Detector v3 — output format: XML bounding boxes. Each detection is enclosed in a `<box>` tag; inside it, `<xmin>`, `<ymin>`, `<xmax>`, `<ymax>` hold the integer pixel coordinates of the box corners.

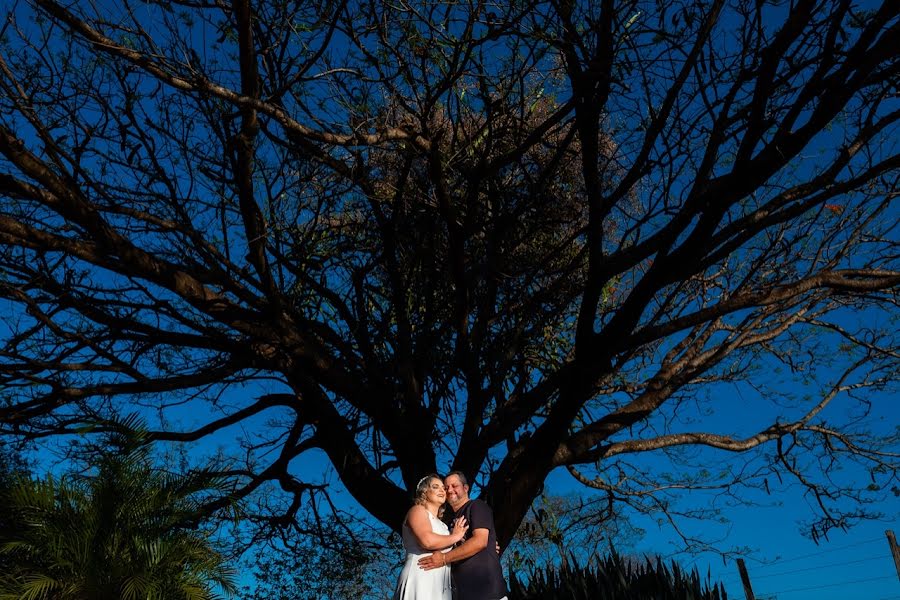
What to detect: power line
<box><xmin>757</xmin><ymin>574</ymin><xmax>897</xmax><ymax>596</ymax></box>
<box><xmin>750</xmin><ymin>536</ymin><xmax>884</xmax><ymax>567</ymax></box>
<box><xmin>720</xmin><ymin>536</ymin><xmax>888</xmax><ymax>587</ymax></box>
<box><xmin>723</xmin><ymin>554</ymin><xmax>885</xmax><ymax>580</ymax></box>
<box><xmin>717</xmin><ymin>536</ymin><xmax>886</xmax><ymax>585</ymax></box>
<box><xmin>721</xmin><ymin>533</ymin><xmax>897</xmax><ymax>600</ymax></box>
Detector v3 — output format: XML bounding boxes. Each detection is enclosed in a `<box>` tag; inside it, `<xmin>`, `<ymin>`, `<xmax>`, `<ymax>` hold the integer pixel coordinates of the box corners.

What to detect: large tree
<box><xmin>0</xmin><ymin>0</ymin><xmax>897</xmax><ymax>547</ymax></box>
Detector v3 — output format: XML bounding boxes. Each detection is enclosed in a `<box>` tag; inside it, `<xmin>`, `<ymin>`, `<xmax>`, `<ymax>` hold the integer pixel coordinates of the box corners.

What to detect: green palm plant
<box><xmin>0</xmin><ymin>435</ymin><xmax>238</xmax><ymax>600</ymax></box>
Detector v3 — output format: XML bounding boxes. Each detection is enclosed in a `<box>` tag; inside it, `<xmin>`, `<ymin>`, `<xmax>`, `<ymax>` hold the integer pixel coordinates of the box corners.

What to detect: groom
<box><xmin>418</xmin><ymin>471</ymin><xmax>508</xmax><ymax>600</ymax></box>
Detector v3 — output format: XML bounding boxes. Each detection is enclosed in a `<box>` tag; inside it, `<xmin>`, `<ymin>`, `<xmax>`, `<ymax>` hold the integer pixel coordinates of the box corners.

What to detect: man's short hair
<box><xmin>445</xmin><ymin>470</ymin><xmax>469</xmax><ymax>487</ymax></box>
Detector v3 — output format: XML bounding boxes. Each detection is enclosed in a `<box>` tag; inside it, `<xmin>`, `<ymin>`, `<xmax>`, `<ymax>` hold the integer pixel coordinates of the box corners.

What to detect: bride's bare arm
<box><xmin>406</xmin><ymin>506</ymin><xmax>468</xmax><ymax>550</ymax></box>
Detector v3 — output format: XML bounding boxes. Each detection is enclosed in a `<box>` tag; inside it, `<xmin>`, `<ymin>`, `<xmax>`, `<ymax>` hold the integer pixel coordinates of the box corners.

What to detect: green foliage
<box><xmin>506</xmin><ymin>493</ymin><xmax>644</xmax><ymax>574</ymax></box>
<box><xmin>509</xmin><ymin>550</ymin><xmax>727</xmax><ymax>600</ymax></box>
<box><xmin>0</xmin><ymin>439</ymin><xmax>32</xmax><ymax>577</ymax></box>
<box><xmin>0</xmin><ymin>439</ymin><xmax>237</xmax><ymax>600</ymax></box>
<box><xmin>0</xmin><ymin>442</ymin><xmax>29</xmax><ymax>486</ymax></box>
<box><xmin>240</xmin><ymin>518</ymin><xmax>400</xmax><ymax>600</ymax></box>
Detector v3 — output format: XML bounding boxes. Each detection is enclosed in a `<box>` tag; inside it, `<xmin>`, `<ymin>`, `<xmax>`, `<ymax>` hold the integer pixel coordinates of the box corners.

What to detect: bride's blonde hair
<box><xmin>413</xmin><ymin>473</ymin><xmax>446</xmax><ymax>518</ymax></box>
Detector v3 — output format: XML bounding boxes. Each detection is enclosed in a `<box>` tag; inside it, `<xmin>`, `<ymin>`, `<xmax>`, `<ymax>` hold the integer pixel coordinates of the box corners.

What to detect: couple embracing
<box><xmin>392</xmin><ymin>471</ymin><xmax>508</xmax><ymax>600</ymax></box>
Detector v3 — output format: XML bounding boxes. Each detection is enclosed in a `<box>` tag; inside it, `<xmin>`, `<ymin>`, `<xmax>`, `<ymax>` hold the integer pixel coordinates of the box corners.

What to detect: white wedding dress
<box><xmin>392</xmin><ymin>511</ymin><xmax>452</xmax><ymax>600</ymax></box>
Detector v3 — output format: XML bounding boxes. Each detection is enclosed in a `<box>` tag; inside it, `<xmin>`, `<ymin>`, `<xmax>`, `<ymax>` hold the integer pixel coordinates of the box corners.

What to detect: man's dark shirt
<box><xmin>444</xmin><ymin>499</ymin><xmax>508</xmax><ymax>600</ymax></box>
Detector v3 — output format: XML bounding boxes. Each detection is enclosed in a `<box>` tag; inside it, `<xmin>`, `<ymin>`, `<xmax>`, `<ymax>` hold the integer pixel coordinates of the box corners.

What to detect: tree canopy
<box><xmin>0</xmin><ymin>0</ymin><xmax>897</xmax><ymax>547</ymax></box>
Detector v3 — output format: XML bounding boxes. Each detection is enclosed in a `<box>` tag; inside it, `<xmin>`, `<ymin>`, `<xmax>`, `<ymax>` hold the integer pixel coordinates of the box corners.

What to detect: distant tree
<box><xmin>506</xmin><ymin>493</ymin><xmax>645</xmax><ymax>573</ymax></box>
<box><xmin>0</xmin><ymin>437</ymin><xmax>237</xmax><ymax>600</ymax></box>
<box><xmin>0</xmin><ymin>0</ymin><xmax>897</xmax><ymax>548</ymax></box>
<box><xmin>0</xmin><ymin>441</ymin><xmax>29</xmax><ymax>483</ymax></box>
<box><xmin>240</xmin><ymin>517</ymin><xmax>399</xmax><ymax>600</ymax></box>
<box><xmin>0</xmin><ymin>438</ymin><xmax>31</xmax><ymax>578</ymax></box>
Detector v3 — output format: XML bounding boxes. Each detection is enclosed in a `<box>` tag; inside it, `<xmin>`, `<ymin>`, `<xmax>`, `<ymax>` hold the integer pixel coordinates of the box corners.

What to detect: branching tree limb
<box><xmin>0</xmin><ymin>0</ymin><xmax>896</xmax><ymax>547</ymax></box>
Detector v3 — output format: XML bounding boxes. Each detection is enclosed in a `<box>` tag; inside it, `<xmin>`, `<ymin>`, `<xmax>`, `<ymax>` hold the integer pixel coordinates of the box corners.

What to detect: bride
<box><xmin>393</xmin><ymin>474</ymin><xmax>468</xmax><ymax>600</ymax></box>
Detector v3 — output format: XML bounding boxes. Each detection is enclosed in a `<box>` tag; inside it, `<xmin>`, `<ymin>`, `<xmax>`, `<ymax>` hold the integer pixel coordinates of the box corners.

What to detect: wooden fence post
<box><xmin>887</xmin><ymin>530</ymin><xmax>900</xmax><ymax>583</ymax></box>
<box><xmin>736</xmin><ymin>558</ymin><xmax>755</xmax><ymax>600</ymax></box>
